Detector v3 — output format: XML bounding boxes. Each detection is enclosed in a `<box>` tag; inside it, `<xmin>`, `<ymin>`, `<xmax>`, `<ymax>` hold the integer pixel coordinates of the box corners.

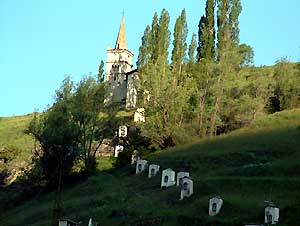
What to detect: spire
<box><xmin>115</xmin><ymin>16</ymin><xmax>127</xmax><ymax>49</ymax></box>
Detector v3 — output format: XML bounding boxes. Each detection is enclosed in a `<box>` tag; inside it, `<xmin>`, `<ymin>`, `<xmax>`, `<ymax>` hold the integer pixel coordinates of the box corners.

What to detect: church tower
<box><xmin>106</xmin><ymin>16</ymin><xmax>136</xmax><ymax>107</ymax></box>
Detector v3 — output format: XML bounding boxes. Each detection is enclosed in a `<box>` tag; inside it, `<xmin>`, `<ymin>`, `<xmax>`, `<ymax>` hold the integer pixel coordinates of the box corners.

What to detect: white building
<box><xmin>180</xmin><ymin>176</ymin><xmax>193</xmax><ymax>200</ymax></box>
<box><xmin>134</xmin><ymin>108</ymin><xmax>145</xmax><ymax>123</ymax></box>
<box><xmin>161</xmin><ymin>168</ymin><xmax>176</xmax><ymax>188</ymax></box>
<box><xmin>118</xmin><ymin>125</ymin><xmax>127</xmax><ymax>138</ymax></box>
<box><xmin>105</xmin><ymin>16</ymin><xmax>137</xmax><ymax>109</ymax></box>
<box><xmin>209</xmin><ymin>196</ymin><xmax>223</xmax><ymax>216</ymax></box>
<box><xmin>114</xmin><ymin>145</ymin><xmax>124</xmax><ymax>157</ymax></box>
<box><xmin>177</xmin><ymin>172</ymin><xmax>190</xmax><ymax>186</ymax></box>
<box><xmin>136</xmin><ymin>159</ymin><xmax>148</xmax><ymax>174</ymax></box>
<box><xmin>148</xmin><ymin>164</ymin><xmax>160</xmax><ymax>178</ymax></box>
<box><xmin>265</xmin><ymin>203</ymin><xmax>279</xmax><ymax>225</ymax></box>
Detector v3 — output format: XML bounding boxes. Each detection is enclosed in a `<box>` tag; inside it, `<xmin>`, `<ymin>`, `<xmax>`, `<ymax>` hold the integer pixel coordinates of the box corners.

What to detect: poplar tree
<box><xmin>150</xmin><ymin>12</ymin><xmax>159</xmax><ymax>62</ymax></box>
<box><xmin>198</xmin><ymin>0</ymin><xmax>216</xmax><ymax>61</ymax></box>
<box><xmin>137</xmin><ymin>25</ymin><xmax>151</xmax><ymax>69</ymax></box>
<box><xmin>229</xmin><ymin>0</ymin><xmax>242</xmax><ymax>47</ymax></box>
<box><xmin>217</xmin><ymin>0</ymin><xmax>242</xmax><ymax>59</ymax></box>
<box><xmin>172</xmin><ymin>9</ymin><xmax>188</xmax><ymax>82</ymax></box>
<box><xmin>217</xmin><ymin>0</ymin><xmax>230</xmax><ymax>59</ymax></box>
<box><xmin>156</xmin><ymin>9</ymin><xmax>170</xmax><ymax>66</ymax></box>
<box><xmin>188</xmin><ymin>33</ymin><xmax>197</xmax><ymax>64</ymax></box>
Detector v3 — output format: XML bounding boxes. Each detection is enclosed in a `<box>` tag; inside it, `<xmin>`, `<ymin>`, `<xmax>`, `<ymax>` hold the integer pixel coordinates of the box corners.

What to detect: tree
<box><xmin>156</xmin><ymin>9</ymin><xmax>171</xmax><ymax>80</ymax></box>
<box><xmin>172</xmin><ymin>9</ymin><xmax>188</xmax><ymax>83</ymax></box>
<box><xmin>97</xmin><ymin>60</ymin><xmax>105</xmax><ymax>82</ymax></box>
<box><xmin>198</xmin><ymin>0</ymin><xmax>216</xmax><ymax>61</ymax></box>
<box><xmin>217</xmin><ymin>0</ymin><xmax>242</xmax><ymax>60</ymax></box>
<box><xmin>137</xmin><ymin>25</ymin><xmax>152</xmax><ymax>69</ymax></box>
<box><xmin>71</xmin><ymin>76</ymin><xmax>106</xmax><ymax>173</ymax></box>
<box><xmin>238</xmin><ymin>44</ymin><xmax>254</xmax><ymax>67</ymax></box>
<box><xmin>188</xmin><ymin>33</ymin><xmax>197</xmax><ymax>65</ymax></box>
<box><xmin>26</xmin><ymin>77</ymin><xmax>80</xmax><ymax>185</ymax></box>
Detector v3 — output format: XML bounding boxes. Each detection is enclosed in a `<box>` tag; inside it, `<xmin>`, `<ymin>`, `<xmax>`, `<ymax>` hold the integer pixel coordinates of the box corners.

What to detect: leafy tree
<box><xmin>71</xmin><ymin>76</ymin><xmax>106</xmax><ymax>173</ymax></box>
<box><xmin>273</xmin><ymin>58</ymin><xmax>300</xmax><ymax>110</ymax></box>
<box><xmin>198</xmin><ymin>0</ymin><xmax>216</xmax><ymax>61</ymax></box>
<box><xmin>188</xmin><ymin>33</ymin><xmax>197</xmax><ymax>65</ymax></box>
<box><xmin>26</xmin><ymin>77</ymin><xmax>80</xmax><ymax>185</ymax></box>
<box><xmin>137</xmin><ymin>25</ymin><xmax>151</xmax><ymax>69</ymax></box>
<box><xmin>238</xmin><ymin>44</ymin><xmax>254</xmax><ymax>67</ymax></box>
<box><xmin>172</xmin><ymin>9</ymin><xmax>188</xmax><ymax>83</ymax></box>
<box><xmin>97</xmin><ymin>60</ymin><xmax>105</xmax><ymax>82</ymax></box>
<box><xmin>217</xmin><ymin>0</ymin><xmax>242</xmax><ymax>60</ymax></box>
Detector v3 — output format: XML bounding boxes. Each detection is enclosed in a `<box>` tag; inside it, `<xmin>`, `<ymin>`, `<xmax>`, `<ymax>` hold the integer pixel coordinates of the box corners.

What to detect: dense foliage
<box><xmin>25</xmin><ymin>74</ymin><xmax>108</xmax><ymax>186</ymax></box>
<box><xmin>137</xmin><ymin>1</ymin><xmax>300</xmax><ymax>148</ymax></box>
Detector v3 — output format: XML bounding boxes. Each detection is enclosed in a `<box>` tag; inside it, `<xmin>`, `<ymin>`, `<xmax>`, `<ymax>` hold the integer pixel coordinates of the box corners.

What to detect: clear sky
<box><xmin>1</xmin><ymin>0</ymin><xmax>300</xmax><ymax>117</ymax></box>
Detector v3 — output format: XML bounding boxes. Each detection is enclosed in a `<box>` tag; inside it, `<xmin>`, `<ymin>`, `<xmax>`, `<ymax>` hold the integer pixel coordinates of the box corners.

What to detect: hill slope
<box><xmin>1</xmin><ymin>109</ymin><xmax>300</xmax><ymax>226</ymax></box>
<box><xmin>0</xmin><ymin>114</ymin><xmax>34</xmax><ymax>168</ymax></box>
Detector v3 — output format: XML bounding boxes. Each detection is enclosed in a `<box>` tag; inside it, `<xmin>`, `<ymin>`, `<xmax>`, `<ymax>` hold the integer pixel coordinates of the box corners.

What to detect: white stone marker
<box><xmin>59</xmin><ymin>220</ymin><xmax>79</xmax><ymax>226</ymax></box>
<box><xmin>134</xmin><ymin>108</ymin><xmax>145</xmax><ymax>122</ymax></box>
<box><xmin>131</xmin><ymin>150</ymin><xmax>140</xmax><ymax>164</ymax></box>
<box><xmin>118</xmin><ymin>125</ymin><xmax>127</xmax><ymax>137</ymax></box>
<box><xmin>136</xmin><ymin>159</ymin><xmax>148</xmax><ymax>174</ymax></box>
<box><xmin>180</xmin><ymin>176</ymin><xmax>193</xmax><ymax>200</ymax></box>
<box><xmin>161</xmin><ymin>168</ymin><xmax>176</xmax><ymax>188</ymax></box>
<box><xmin>265</xmin><ymin>203</ymin><xmax>279</xmax><ymax>225</ymax></box>
<box><xmin>177</xmin><ymin>172</ymin><xmax>190</xmax><ymax>186</ymax></box>
<box><xmin>209</xmin><ymin>196</ymin><xmax>223</xmax><ymax>216</ymax></box>
<box><xmin>88</xmin><ymin>218</ymin><xmax>93</xmax><ymax>226</ymax></box>
<box><xmin>114</xmin><ymin>145</ymin><xmax>124</xmax><ymax>157</ymax></box>
<box><xmin>148</xmin><ymin>164</ymin><xmax>160</xmax><ymax>178</ymax></box>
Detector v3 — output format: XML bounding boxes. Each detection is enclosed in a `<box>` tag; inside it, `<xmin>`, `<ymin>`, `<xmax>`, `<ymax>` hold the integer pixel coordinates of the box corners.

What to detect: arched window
<box><xmin>164</xmin><ymin>175</ymin><xmax>169</xmax><ymax>183</ymax></box>
<box><xmin>183</xmin><ymin>182</ymin><xmax>188</xmax><ymax>190</ymax></box>
<box><xmin>151</xmin><ymin>168</ymin><xmax>155</xmax><ymax>176</ymax></box>
<box><xmin>267</xmin><ymin>213</ymin><xmax>273</xmax><ymax>224</ymax></box>
<box><xmin>138</xmin><ymin>164</ymin><xmax>142</xmax><ymax>172</ymax></box>
<box><xmin>212</xmin><ymin>203</ymin><xmax>217</xmax><ymax>212</ymax></box>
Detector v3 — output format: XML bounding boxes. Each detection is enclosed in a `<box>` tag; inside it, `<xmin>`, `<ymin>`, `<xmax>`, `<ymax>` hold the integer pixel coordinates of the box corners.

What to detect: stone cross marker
<box><xmin>136</xmin><ymin>159</ymin><xmax>148</xmax><ymax>174</ymax></box>
<box><xmin>180</xmin><ymin>176</ymin><xmax>193</xmax><ymax>200</ymax></box>
<box><xmin>134</xmin><ymin>108</ymin><xmax>145</xmax><ymax>122</ymax></box>
<box><xmin>177</xmin><ymin>172</ymin><xmax>190</xmax><ymax>186</ymax></box>
<box><xmin>118</xmin><ymin>125</ymin><xmax>127</xmax><ymax>137</ymax></box>
<box><xmin>148</xmin><ymin>164</ymin><xmax>160</xmax><ymax>178</ymax></box>
<box><xmin>114</xmin><ymin>145</ymin><xmax>124</xmax><ymax>157</ymax></box>
<box><xmin>131</xmin><ymin>150</ymin><xmax>140</xmax><ymax>164</ymax></box>
<box><xmin>264</xmin><ymin>202</ymin><xmax>279</xmax><ymax>225</ymax></box>
<box><xmin>209</xmin><ymin>197</ymin><xmax>223</xmax><ymax>216</ymax></box>
<box><xmin>161</xmin><ymin>168</ymin><xmax>176</xmax><ymax>188</ymax></box>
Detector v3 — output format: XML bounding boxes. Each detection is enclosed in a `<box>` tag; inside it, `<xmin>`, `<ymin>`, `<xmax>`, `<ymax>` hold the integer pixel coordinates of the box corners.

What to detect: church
<box><xmin>105</xmin><ymin>16</ymin><xmax>138</xmax><ymax>109</ymax></box>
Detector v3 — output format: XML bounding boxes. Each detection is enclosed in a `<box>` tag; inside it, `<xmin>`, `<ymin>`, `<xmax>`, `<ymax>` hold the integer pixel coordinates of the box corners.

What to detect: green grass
<box><xmin>1</xmin><ymin>109</ymin><xmax>300</xmax><ymax>226</ymax></box>
<box><xmin>0</xmin><ymin>114</ymin><xmax>35</xmax><ymax>165</ymax></box>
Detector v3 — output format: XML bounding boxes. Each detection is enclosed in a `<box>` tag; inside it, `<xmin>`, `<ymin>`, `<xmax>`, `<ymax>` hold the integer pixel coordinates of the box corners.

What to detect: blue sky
<box><xmin>1</xmin><ymin>0</ymin><xmax>300</xmax><ymax>117</ymax></box>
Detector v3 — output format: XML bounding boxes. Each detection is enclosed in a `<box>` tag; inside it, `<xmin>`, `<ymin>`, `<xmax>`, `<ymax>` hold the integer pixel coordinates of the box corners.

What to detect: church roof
<box><xmin>115</xmin><ymin>16</ymin><xmax>127</xmax><ymax>49</ymax></box>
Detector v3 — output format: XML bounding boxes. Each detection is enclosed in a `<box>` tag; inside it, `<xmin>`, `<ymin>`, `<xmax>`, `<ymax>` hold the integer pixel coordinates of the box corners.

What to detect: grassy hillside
<box><xmin>1</xmin><ymin>109</ymin><xmax>300</xmax><ymax>226</ymax></box>
<box><xmin>0</xmin><ymin>114</ymin><xmax>35</xmax><ymax>166</ymax></box>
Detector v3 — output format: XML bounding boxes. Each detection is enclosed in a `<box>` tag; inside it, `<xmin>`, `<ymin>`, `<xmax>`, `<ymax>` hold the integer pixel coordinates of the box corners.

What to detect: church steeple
<box><xmin>115</xmin><ymin>16</ymin><xmax>127</xmax><ymax>49</ymax></box>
